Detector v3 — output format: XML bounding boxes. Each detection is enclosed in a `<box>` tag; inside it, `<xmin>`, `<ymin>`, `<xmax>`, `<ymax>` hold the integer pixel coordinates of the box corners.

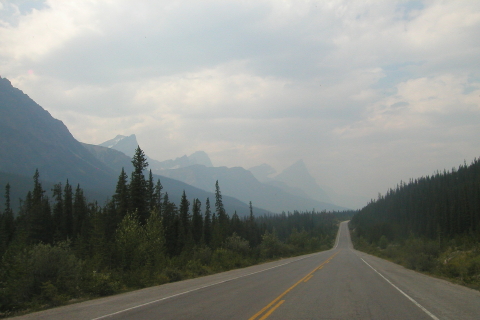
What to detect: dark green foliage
<box><xmin>0</xmin><ymin>165</ymin><xmax>340</xmax><ymax>316</ymax></box>
<box><xmin>113</xmin><ymin>168</ymin><xmax>129</xmax><ymax>224</ymax></box>
<box><xmin>350</xmin><ymin>158</ymin><xmax>480</xmax><ymax>288</ymax></box>
<box><xmin>129</xmin><ymin>146</ymin><xmax>149</xmax><ymax>223</ymax></box>
<box><xmin>203</xmin><ymin>198</ymin><xmax>212</xmax><ymax>246</ymax></box>
<box><xmin>191</xmin><ymin>199</ymin><xmax>203</xmax><ymax>244</ymax></box>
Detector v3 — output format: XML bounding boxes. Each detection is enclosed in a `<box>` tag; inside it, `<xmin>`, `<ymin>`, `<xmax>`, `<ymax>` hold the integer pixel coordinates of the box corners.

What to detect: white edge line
<box><xmin>333</xmin><ymin>220</ymin><xmax>345</xmax><ymax>249</ymax></box>
<box><xmin>360</xmin><ymin>257</ymin><xmax>439</xmax><ymax>320</ymax></box>
<box><xmin>91</xmin><ymin>251</ymin><xmax>326</xmax><ymax>320</ymax></box>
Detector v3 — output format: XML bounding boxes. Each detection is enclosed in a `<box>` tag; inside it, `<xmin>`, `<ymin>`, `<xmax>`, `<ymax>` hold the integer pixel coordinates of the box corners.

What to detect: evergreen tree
<box><xmin>52</xmin><ymin>183</ymin><xmax>64</xmax><ymax>241</ymax></box>
<box><xmin>27</xmin><ymin>170</ymin><xmax>52</xmax><ymax>244</ymax></box>
<box><xmin>63</xmin><ymin>180</ymin><xmax>73</xmax><ymax>239</ymax></box>
<box><xmin>130</xmin><ymin>146</ymin><xmax>149</xmax><ymax>223</ymax></box>
<box><xmin>73</xmin><ymin>184</ymin><xmax>88</xmax><ymax>239</ymax></box>
<box><xmin>191</xmin><ymin>198</ymin><xmax>203</xmax><ymax>244</ymax></box>
<box><xmin>114</xmin><ymin>168</ymin><xmax>130</xmax><ymax>223</ymax></box>
<box><xmin>146</xmin><ymin>170</ymin><xmax>155</xmax><ymax>212</ymax></box>
<box><xmin>178</xmin><ymin>190</ymin><xmax>191</xmax><ymax>252</ymax></box>
<box><xmin>162</xmin><ymin>192</ymin><xmax>177</xmax><ymax>257</ymax></box>
<box><xmin>214</xmin><ymin>180</ymin><xmax>229</xmax><ymax>243</ymax></box>
<box><xmin>203</xmin><ymin>197</ymin><xmax>212</xmax><ymax>246</ymax></box>
<box><xmin>3</xmin><ymin>183</ymin><xmax>14</xmax><ymax>244</ymax></box>
<box><xmin>154</xmin><ymin>179</ymin><xmax>163</xmax><ymax>212</ymax></box>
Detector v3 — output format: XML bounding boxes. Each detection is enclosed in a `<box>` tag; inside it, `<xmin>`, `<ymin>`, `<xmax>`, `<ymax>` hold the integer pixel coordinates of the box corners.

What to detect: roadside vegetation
<box><xmin>350</xmin><ymin>158</ymin><xmax>480</xmax><ymax>290</ymax></box>
<box><xmin>0</xmin><ymin>147</ymin><xmax>351</xmax><ymax>317</ymax></box>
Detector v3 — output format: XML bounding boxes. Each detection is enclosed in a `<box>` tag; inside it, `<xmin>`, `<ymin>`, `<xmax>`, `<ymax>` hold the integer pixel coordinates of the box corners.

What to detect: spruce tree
<box><xmin>114</xmin><ymin>168</ymin><xmax>130</xmax><ymax>223</ymax></box>
<box><xmin>4</xmin><ymin>183</ymin><xmax>14</xmax><ymax>243</ymax></box>
<box><xmin>52</xmin><ymin>183</ymin><xmax>64</xmax><ymax>241</ymax></box>
<box><xmin>28</xmin><ymin>170</ymin><xmax>52</xmax><ymax>244</ymax></box>
<box><xmin>203</xmin><ymin>197</ymin><xmax>212</xmax><ymax>246</ymax></box>
<box><xmin>130</xmin><ymin>146</ymin><xmax>149</xmax><ymax>223</ymax></box>
<box><xmin>154</xmin><ymin>179</ymin><xmax>163</xmax><ymax>213</ymax></box>
<box><xmin>191</xmin><ymin>198</ymin><xmax>203</xmax><ymax>244</ymax></box>
<box><xmin>214</xmin><ymin>180</ymin><xmax>229</xmax><ymax>243</ymax></box>
<box><xmin>73</xmin><ymin>184</ymin><xmax>88</xmax><ymax>239</ymax></box>
<box><xmin>146</xmin><ymin>170</ymin><xmax>155</xmax><ymax>212</ymax></box>
<box><xmin>64</xmin><ymin>180</ymin><xmax>73</xmax><ymax>239</ymax></box>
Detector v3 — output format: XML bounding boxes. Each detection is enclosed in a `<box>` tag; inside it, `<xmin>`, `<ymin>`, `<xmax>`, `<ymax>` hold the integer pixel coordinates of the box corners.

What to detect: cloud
<box><xmin>1</xmin><ymin>1</ymin><xmax>480</xmax><ymax>209</ymax></box>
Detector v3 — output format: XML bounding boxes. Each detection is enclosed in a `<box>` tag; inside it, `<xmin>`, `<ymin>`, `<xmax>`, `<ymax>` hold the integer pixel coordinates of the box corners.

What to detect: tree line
<box><xmin>350</xmin><ymin>158</ymin><xmax>480</xmax><ymax>288</ymax></box>
<box><xmin>0</xmin><ymin>146</ymin><xmax>341</xmax><ymax>315</ymax></box>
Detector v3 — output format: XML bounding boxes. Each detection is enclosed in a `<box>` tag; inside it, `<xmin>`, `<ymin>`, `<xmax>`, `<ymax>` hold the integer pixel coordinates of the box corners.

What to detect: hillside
<box><xmin>350</xmin><ymin>158</ymin><xmax>480</xmax><ymax>287</ymax></box>
<box><xmin>0</xmin><ymin>77</ymin><xmax>117</xmax><ymax>194</ymax></box>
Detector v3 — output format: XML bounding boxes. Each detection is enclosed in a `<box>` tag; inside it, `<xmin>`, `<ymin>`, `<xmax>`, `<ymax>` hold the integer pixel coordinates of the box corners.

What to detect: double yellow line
<box><xmin>248</xmin><ymin>251</ymin><xmax>339</xmax><ymax>320</ymax></box>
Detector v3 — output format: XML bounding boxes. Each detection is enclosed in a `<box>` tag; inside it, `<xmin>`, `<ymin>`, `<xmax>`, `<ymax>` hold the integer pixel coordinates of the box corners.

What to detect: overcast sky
<box><xmin>1</xmin><ymin>0</ymin><xmax>479</xmax><ymax>209</ymax></box>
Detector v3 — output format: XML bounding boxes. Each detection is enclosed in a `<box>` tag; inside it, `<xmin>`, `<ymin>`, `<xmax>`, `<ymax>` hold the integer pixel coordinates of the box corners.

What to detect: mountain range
<box><xmin>0</xmin><ymin>76</ymin><xmax>345</xmax><ymax>214</ymax></box>
<box><xmin>0</xmin><ymin>77</ymin><xmax>266</xmax><ymax>215</ymax></box>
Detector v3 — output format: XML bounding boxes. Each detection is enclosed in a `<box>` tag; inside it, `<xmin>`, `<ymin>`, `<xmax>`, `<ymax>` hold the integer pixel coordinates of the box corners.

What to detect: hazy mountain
<box><xmin>99</xmin><ymin>134</ymin><xmax>139</xmax><ymax>157</ymax></box>
<box><xmin>0</xmin><ymin>77</ymin><xmax>262</xmax><ymax>216</ymax></box>
<box><xmin>248</xmin><ymin>163</ymin><xmax>276</xmax><ymax>182</ymax></box>
<box><xmin>158</xmin><ymin>165</ymin><xmax>345</xmax><ymax>213</ymax></box>
<box><xmin>274</xmin><ymin>159</ymin><xmax>332</xmax><ymax>204</ymax></box>
<box><xmin>158</xmin><ymin>151</ymin><xmax>213</xmax><ymax>170</ymax></box>
<box><xmin>99</xmin><ymin>134</ymin><xmax>213</xmax><ymax>171</ymax></box>
<box><xmin>81</xmin><ymin>143</ymin><xmax>265</xmax><ymax>216</ymax></box>
<box><xmin>0</xmin><ymin>76</ymin><xmax>117</xmax><ymax>194</ymax></box>
<box><xmin>81</xmin><ymin>143</ymin><xmax>134</xmax><ymax>173</ymax></box>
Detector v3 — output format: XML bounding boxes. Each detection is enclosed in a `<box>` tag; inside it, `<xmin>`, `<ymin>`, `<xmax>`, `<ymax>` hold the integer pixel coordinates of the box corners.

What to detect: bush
<box><xmin>0</xmin><ymin>242</ymin><xmax>83</xmax><ymax>311</ymax></box>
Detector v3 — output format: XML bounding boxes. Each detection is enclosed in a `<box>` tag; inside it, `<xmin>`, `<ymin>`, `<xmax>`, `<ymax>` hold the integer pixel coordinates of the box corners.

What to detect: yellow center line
<box><xmin>258</xmin><ymin>300</ymin><xmax>285</xmax><ymax>320</ymax></box>
<box><xmin>303</xmin><ymin>275</ymin><xmax>313</xmax><ymax>283</ymax></box>
<box><xmin>248</xmin><ymin>251</ymin><xmax>339</xmax><ymax>320</ymax></box>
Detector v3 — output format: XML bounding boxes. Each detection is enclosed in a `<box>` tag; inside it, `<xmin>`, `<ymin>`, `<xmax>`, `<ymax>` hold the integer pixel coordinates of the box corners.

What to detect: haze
<box><xmin>1</xmin><ymin>0</ymin><xmax>479</xmax><ymax>209</ymax></box>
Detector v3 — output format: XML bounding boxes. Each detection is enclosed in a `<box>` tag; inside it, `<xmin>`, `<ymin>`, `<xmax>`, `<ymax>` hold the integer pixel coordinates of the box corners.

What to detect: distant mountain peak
<box><xmin>99</xmin><ymin>134</ymin><xmax>138</xmax><ymax>157</ymax></box>
<box><xmin>274</xmin><ymin>160</ymin><xmax>332</xmax><ymax>204</ymax></box>
<box><xmin>248</xmin><ymin>163</ymin><xmax>276</xmax><ymax>182</ymax></box>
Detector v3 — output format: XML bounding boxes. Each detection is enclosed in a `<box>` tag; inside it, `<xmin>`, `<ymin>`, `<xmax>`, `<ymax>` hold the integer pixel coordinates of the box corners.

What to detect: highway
<box><xmin>11</xmin><ymin>221</ymin><xmax>480</xmax><ymax>319</ymax></box>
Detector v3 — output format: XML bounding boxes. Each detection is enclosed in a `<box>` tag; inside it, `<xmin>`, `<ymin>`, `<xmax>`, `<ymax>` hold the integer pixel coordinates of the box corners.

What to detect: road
<box><xmin>11</xmin><ymin>221</ymin><xmax>480</xmax><ymax>319</ymax></box>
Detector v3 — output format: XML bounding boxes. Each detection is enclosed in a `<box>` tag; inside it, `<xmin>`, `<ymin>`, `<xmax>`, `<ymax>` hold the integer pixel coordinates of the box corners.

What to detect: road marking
<box><xmin>90</xmin><ymin>250</ymin><xmax>336</xmax><ymax>320</ymax></box>
<box><xmin>303</xmin><ymin>275</ymin><xmax>313</xmax><ymax>283</ymax></box>
<box><xmin>360</xmin><ymin>258</ymin><xmax>439</xmax><ymax>320</ymax></box>
<box><xmin>259</xmin><ymin>300</ymin><xmax>285</xmax><ymax>320</ymax></box>
<box><xmin>249</xmin><ymin>251</ymin><xmax>339</xmax><ymax>320</ymax></box>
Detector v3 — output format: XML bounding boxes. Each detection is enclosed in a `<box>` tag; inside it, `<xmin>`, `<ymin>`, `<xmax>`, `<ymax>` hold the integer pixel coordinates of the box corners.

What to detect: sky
<box><xmin>1</xmin><ymin>0</ymin><xmax>479</xmax><ymax>209</ymax></box>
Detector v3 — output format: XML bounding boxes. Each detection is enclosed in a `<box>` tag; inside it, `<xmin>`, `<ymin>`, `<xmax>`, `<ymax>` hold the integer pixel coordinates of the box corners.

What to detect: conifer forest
<box><xmin>350</xmin><ymin>158</ymin><xmax>480</xmax><ymax>289</ymax></box>
<box><xmin>0</xmin><ymin>147</ymin><xmax>345</xmax><ymax>315</ymax></box>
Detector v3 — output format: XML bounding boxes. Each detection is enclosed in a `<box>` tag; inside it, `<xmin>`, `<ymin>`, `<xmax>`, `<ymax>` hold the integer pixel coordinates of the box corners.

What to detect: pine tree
<box><xmin>4</xmin><ymin>183</ymin><xmax>14</xmax><ymax>243</ymax></box>
<box><xmin>52</xmin><ymin>183</ymin><xmax>64</xmax><ymax>241</ymax></box>
<box><xmin>177</xmin><ymin>190</ymin><xmax>191</xmax><ymax>252</ymax></box>
<box><xmin>114</xmin><ymin>168</ymin><xmax>130</xmax><ymax>223</ymax></box>
<box><xmin>146</xmin><ymin>170</ymin><xmax>155</xmax><ymax>212</ymax></box>
<box><xmin>63</xmin><ymin>180</ymin><xmax>73</xmax><ymax>239</ymax></box>
<box><xmin>130</xmin><ymin>146</ymin><xmax>149</xmax><ymax>223</ymax></box>
<box><xmin>154</xmin><ymin>179</ymin><xmax>163</xmax><ymax>213</ymax></box>
<box><xmin>73</xmin><ymin>184</ymin><xmax>88</xmax><ymax>239</ymax></box>
<box><xmin>214</xmin><ymin>180</ymin><xmax>229</xmax><ymax>243</ymax></box>
<box><xmin>191</xmin><ymin>198</ymin><xmax>203</xmax><ymax>244</ymax></box>
<box><xmin>28</xmin><ymin>170</ymin><xmax>52</xmax><ymax>244</ymax></box>
<box><xmin>203</xmin><ymin>197</ymin><xmax>212</xmax><ymax>246</ymax></box>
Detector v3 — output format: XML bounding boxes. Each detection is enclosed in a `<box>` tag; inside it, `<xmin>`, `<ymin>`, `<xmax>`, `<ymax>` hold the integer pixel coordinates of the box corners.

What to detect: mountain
<box><xmin>248</xmin><ymin>163</ymin><xmax>276</xmax><ymax>182</ymax></box>
<box><xmin>81</xmin><ymin>143</ymin><xmax>266</xmax><ymax>216</ymax></box>
<box><xmin>99</xmin><ymin>134</ymin><xmax>139</xmax><ymax>157</ymax></box>
<box><xmin>0</xmin><ymin>77</ymin><xmax>117</xmax><ymax>195</ymax></box>
<box><xmin>272</xmin><ymin>160</ymin><xmax>332</xmax><ymax>204</ymax></box>
<box><xmin>157</xmin><ymin>165</ymin><xmax>345</xmax><ymax>213</ymax></box>
<box><xmin>99</xmin><ymin>134</ymin><xmax>213</xmax><ymax>171</ymax></box>
<box><xmin>158</xmin><ymin>151</ymin><xmax>213</xmax><ymax>170</ymax></box>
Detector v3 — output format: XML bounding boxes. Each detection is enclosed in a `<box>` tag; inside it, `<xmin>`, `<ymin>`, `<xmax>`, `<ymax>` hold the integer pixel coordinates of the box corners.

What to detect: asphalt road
<box><xmin>11</xmin><ymin>221</ymin><xmax>480</xmax><ymax>319</ymax></box>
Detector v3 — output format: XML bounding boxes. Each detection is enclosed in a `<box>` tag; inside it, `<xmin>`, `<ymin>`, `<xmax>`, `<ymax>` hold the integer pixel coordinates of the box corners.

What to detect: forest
<box><xmin>350</xmin><ymin>158</ymin><xmax>480</xmax><ymax>288</ymax></box>
<box><xmin>0</xmin><ymin>147</ymin><xmax>347</xmax><ymax>316</ymax></box>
